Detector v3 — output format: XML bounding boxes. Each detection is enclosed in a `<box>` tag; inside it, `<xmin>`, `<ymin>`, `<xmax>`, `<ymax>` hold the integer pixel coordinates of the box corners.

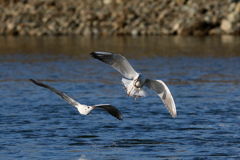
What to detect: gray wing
<box><xmin>91</xmin><ymin>51</ymin><xmax>138</xmax><ymax>79</ymax></box>
<box><xmin>145</xmin><ymin>78</ymin><xmax>177</xmax><ymax>118</ymax></box>
<box><xmin>29</xmin><ymin>79</ymin><xmax>81</xmax><ymax>107</ymax></box>
<box><xmin>93</xmin><ymin>104</ymin><xmax>123</xmax><ymax>120</ymax></box>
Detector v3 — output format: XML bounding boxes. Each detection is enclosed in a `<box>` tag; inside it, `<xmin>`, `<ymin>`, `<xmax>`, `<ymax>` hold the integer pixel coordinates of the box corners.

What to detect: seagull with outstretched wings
<box><xmin>29</xmin><ymin>79</ymin><xmax>123</xmax><ymax>120</ymax></box>
<box><xmin>91</xmin><ymin>51</ymin><xmax>177</xmax><ymax>118</ymax></box>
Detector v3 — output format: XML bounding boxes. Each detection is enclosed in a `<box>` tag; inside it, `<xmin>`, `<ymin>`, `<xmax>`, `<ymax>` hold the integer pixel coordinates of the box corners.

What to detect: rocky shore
<box><xmin>0</xmin><ymin>0</ymin><xmax>240</xmax><ymax>36</ymax></box>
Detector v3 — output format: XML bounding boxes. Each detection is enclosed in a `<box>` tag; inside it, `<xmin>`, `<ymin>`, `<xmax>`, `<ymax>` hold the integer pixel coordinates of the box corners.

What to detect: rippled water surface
<box><xmin>0</xmin><ymin>36</ymin><xmax>240</xmax><ymax>159</ymax></box>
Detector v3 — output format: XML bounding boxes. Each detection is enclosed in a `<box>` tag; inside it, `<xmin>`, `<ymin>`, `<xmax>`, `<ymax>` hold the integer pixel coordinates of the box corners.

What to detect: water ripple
<box><xmin>1</xmin><ymin>42</ymin><xmax>240</xmax><ymax>159</ymax></box>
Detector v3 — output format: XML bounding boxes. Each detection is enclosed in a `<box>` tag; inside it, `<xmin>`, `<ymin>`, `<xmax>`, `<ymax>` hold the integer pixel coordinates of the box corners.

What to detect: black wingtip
<box><xmin>90</xmin><ymin>52</ymin><xmax>99</xmax><ymax>59</ymax></box>
<box><xmin>29</xmin><ymin>79</ymin><xmax>50</xmax><ymax>89</ymax></box>
<box><xmin>95</xmin><ymin>104</ymin><xmax>123</xmax><ymax>121</ymax></box>
<box><xmin>115</xmin><ymin>111</ymin><xmax>123</xmax><ymax>121</ymax></box>
<box><xmin>117</xmin><ymin>113</ymin><xmax>123</xmax><ymax>121</ymax></box>
<box><xmin>119</xmin><ymin>116</ymin><xmax>123</xmax><ymax>121</ymax></box>
<box><xmin>90</xmin><ymin>51</ymin><xmax>115</xmax><ymax>66</ymax></box>
<box><xmin>29</xmin><ymin>79</ymin><xmax>38</xmax><ymax>85</ymax></box>
<box><xmin>90</xmin><ymin>52</ymin><xmax>95</xmax><ymax>56</ymax></box>
<box><xmin>113</xmin><ymin>108</ymin><xmax>123</xmax><ymax>121</ymax></box>
<box><xmin>108</xmin><ymin>110</ymin><xmax>123</xmax><ymax>121</ymax></box>
<box><xmin>29</xmin><ymin>79</ymin><xmax>43</xmax><ymax>86</ymax></box>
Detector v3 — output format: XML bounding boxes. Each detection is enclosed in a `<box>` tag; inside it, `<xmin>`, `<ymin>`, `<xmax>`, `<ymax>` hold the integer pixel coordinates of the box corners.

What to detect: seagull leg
<box><xmin>134</xmin><ymin>95</ymin><xmax>139</xmax><ymax>101</ymax></box>
<box><xmin>134</xmin><ymin>88</ymin><xmax>141</xmax><ymax>101</ymax></box>
<box><xmin>128</xmin><ymin>86</ymin><xmax>134</xmax><ymax>97</ymax></box>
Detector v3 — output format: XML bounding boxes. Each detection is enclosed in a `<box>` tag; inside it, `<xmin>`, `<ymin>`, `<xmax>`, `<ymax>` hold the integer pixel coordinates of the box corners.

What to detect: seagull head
<box><xmin>133</xmin><ymin>74</ymin><xmax>146</xmax><ymax>88</ymax></box>
<box><xmin>133</xmin><ymin>78</ymin><xmax>141</xmax><ymax>88</ymax></box>
<box><xmin>77</xmin><ymin>106</ymin><xmax>95</xmax><ymax>115</ymax></box>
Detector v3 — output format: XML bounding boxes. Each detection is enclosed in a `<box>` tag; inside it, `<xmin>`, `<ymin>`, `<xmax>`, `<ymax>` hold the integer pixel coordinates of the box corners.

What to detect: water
<box><xmin>0</xmin><ymin>36</ymin><xmax>240</xmax><ymax>159</ymax></box>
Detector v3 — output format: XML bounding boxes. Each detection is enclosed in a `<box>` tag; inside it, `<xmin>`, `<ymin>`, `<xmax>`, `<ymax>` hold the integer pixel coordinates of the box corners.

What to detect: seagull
<box><xmin>29</xmin><ymin>79</ymin><xmax>123</xmax><ymax>120</ymax></box>
<box><xmin>91</xmin><ymin>51</ymin><xmax>177</xmax><ymax>118</ymax></box>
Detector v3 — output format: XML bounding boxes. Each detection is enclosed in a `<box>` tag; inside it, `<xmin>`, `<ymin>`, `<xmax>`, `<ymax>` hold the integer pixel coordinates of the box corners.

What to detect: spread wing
<box><xmin>93</xmin><ymin>104</ymin><xmax>123</xmax><ymax>120</ymax></box>
<box><xmin>145</xmin><ymin>79</ymin><xmax>177</xmax><ymax>118</ymax></box>
<box><xmin>29</xmin><ymin>79</ymin><xmax>81</xmax><ymax>107</ymax></box>
<box><xmin>91</xmin><ymin>51</ymin><xmax>138</xmax><ymax>79</ymax></box>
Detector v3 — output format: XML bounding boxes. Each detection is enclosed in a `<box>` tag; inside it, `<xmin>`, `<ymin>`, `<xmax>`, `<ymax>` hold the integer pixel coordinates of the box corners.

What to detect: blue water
<box><xmin>0</xmin><ymin>37</ymin><xmax>240</xmax><ymax>159</ymax></box>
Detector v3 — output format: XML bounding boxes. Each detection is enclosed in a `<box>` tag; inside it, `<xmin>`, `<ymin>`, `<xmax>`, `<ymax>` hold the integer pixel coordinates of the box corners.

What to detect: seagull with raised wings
<box><xmin>91</xmin><ymin>52</ymin><xmax>177</xmax><ymax>118</ymax></box>
<box><xmin>29</xmin><ymin>79</ymin><xmax>122</xmax><ymax>120</ymax></box>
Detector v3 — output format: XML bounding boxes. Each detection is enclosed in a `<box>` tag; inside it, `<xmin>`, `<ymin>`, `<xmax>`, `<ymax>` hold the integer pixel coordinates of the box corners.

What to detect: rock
<box><xmin>0</xmin><ymin>0</ymin><xmax>239</xmax><ymax>36</ymax></box>
<box><xmin>220</xmin><ymin>19</ymin><xmax>233</xmax><ymax>33</ymax></box>
<box><xmin>178</xmin><ymin>27</ymin><xmax>193</xmax><ymax>35</ymax></box>
<box><xmin>234</xmin><ymin>2</ymin><xmax>240</xmax><ymax>13</ymax></box>
<box><xmin>131</xmin><ymin>29</ymin><xmax>139</xmax><ymax>36</ymax></box>
<box><xmin>83</xmin><ymin>27</ymin><xmax>92</xmax><ymax>36</ymax></box>
<box><xmin>227</xmin><ymin>12</ymin><xmax>240</xmax><ymax>22</ymax></box>
<box><xmin>140</xmin><ymin>29</ymin><xmax>147</xmax><ymax>35</ymax></box>
<box><xmin>233</xmin><ymin>27</ymin><xmax>240</xmax><ymax>34</ymax></box>
<box><xmin>229</xmin><ymin>3</ymin><xmax>236</xmax><ymax>12</ymax></box>
<box><xmin>176</xmin><ymin>0</ymin><xmax>188</xmax><ymax>6</ymax></box>
<box><xmin>103</xmin><ymin>0</ymin><xmax>112</xmax><ymax>5</ymax></box>
<box><xmin>211</xmin><ymin>16</ymin><xmax>221</xmax><ymax>26</ymax></box>
<box><xmin>92</xmin><ymin>28</ymin><xmax>100</xmax><ymax>35</ymax></box>
<box><xmin>209</xmin><ymin>27</ymin><xmax>223</xmax><ymax>35</ymax></box>
<box><xmin>181</xmin><ymin>5</ymin><xmax>197</xmax><ymax>16</ymax></box>
<box><xmin>198</xmin><ymin>8</ymin><xmax>208</xmax><ymax>14</ymax></box>
<box><xmin>172</xmin><ymin>21</ymin><xmax>182</xmax><ymax>31</ymax></box>
<box><xmin>161</xmin><ymin>28</ymin><xmax>172</xmax><ymax>35</ymax></box>
<box><xmin>157</xmin><ymin>9</ymin><xmax>169</xmax><ymax>22</ymax></box>
<box><xmin>192</xmin><ymin>20</ymin><xmax>213</xmax><ymax>35</ymax></box>
<box><xmin>7</xmin><ymin>23</ymin><xmax>15</xmax><ymax>31</ymax></box>
<box><xmin>75</xmin><ymin>23</ymin><xmax>85</xmax><ymax>34</ymax></box>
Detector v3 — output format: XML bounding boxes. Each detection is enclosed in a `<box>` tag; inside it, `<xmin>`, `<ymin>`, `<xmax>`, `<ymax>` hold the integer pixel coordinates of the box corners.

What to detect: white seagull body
<box><xmin>91</xmin><ymin>51</ymin><xmax>177</xmax><ymax>118</ymax></box>
<box><xmin>29</xmin><ymin>79</ymin><xmax>122</xmax><ymax>120</ymax></box>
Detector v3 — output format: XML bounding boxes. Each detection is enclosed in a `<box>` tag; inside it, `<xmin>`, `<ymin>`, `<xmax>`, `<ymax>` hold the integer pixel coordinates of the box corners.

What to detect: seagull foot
<box><xmin>128</xmin><ymin>87</ymin><xmax>134</xmax><ymax>97</ymax></box>
<box><xmin>134</xmin><ymin>95</ymin><xmax>139</xmax><ymax>101</ymax></box>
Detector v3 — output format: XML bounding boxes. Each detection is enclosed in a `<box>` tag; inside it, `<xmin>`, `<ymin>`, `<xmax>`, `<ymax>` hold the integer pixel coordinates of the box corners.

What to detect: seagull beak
<box><xmin>91</xmin><ymin>106</ymin><xmax>95</xmax><ymax>110</ymax></box>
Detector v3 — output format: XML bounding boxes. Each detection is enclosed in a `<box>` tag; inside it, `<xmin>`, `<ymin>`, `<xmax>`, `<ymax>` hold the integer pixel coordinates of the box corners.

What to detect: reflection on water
<box><xmin>0</xmin><ymin>35</ymin><xmax>240</xmax><ymax>58</ymax></box>
<box><xmin>0</xmin><ymin>36</ymin><xmax>240</xmax><ymax>159</ymax></box>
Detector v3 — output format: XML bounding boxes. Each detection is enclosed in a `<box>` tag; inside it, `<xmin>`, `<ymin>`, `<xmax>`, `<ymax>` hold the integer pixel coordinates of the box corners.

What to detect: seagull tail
<box><xmin>121</xmin><ymin>78</ymin><xmax>132</xmax><ymax>92</ymax></box>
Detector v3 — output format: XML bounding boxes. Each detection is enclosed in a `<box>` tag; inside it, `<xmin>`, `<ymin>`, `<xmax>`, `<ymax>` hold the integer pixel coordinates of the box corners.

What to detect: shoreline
<box><xmin>0</xmin><ymin>0</ymin><xmax>239</xmax><ymax>36</ymax></box>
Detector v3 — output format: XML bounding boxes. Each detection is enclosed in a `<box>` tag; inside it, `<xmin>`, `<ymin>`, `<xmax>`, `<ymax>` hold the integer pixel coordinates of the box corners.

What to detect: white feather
<box><xmin>122</xmin><ymin>78</ymin><xmax>147</xmax><ymax>97</ymax></box>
